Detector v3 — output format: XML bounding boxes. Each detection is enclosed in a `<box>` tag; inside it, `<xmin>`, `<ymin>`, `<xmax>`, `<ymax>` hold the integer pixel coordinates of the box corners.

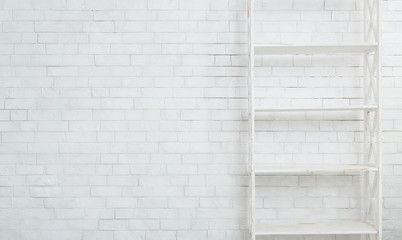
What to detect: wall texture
<box><xmin>0</xmin><ymin>0</ymin><xmax>401</xmax><ymax>240</ymax></box>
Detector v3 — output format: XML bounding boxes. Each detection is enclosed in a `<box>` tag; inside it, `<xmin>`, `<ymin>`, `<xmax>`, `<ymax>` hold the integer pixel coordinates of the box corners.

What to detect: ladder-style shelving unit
<box><xmin>247</xmin><ymin>0</ymin><xmax>382</xmax><ymax>239</ymax></box>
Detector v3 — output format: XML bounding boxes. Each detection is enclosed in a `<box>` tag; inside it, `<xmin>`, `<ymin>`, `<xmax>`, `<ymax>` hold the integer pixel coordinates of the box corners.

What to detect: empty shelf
<box><xmin>255</xmin><ymin>105</ymin><xmax>378</xmax><ymax>112</ymax></box>
<box><xmin>254</xmin><ymin>43</ymin><xmax>378</xmax><ymax>55</ymax></box>
<box><xmin>256</xmin><ymin>221</ymin><xmax>378</xmax><ymax>235</ymax></box>
<box><xmin>255</xmin><ymin>165</ymin><xmax>378</xmax><ymax>175</ymax></box>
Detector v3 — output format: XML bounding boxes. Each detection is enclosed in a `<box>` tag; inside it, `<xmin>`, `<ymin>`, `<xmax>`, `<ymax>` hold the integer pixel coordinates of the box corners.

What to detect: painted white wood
<box><xmin>255</xmin><ymin>105</ymin><xmax>378</xmax><ymax>112</ymax></box>
<box><xmin>362</xmin><ymin>3</ymin><xmax>369</xmax><ymax>233</ymax></box>
<box><xmin>255</xmin><ymin>165</ymin><xmax>378</xmax><ymax>175</ymax></box>
<box><xmin>255</xmin><ymin>43</ymin><xmax>378</xmax><ymax>55</ymax></box>
<box><xmin>247</xmin><ymin>0</ymin><xmax>255</xmax><ymax>239</ymax></box>
<box><xmin>255</xmin><ymin>222</ymin><xmax>378</xmax><ymax>235</ymax></box>
<box><xmin>377</xmin><ymin>0</ymin><xmax>383</xmax><ymax>239</ymax></box>
<box><xmin>248</xmin><ymin>0</ymin><xmax>382</xmax><ymax>239</ymax></box>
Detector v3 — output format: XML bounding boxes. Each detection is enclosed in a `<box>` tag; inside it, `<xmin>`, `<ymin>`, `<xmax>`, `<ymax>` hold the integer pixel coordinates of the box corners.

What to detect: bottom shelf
<box><xmin>255</xmin><ymin>164</ymin><xmax>378</xmax><ymax>175</ymax></box>
<box><xmin>256</xmin><ymin>221</ymin><xmax>378</xmax><ymax>235</ymax></box>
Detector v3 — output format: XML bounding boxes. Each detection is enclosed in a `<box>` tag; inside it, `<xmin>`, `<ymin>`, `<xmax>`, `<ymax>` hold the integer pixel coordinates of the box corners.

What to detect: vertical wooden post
<box><xmin>362</xmin><ymin>0</ymin><xmax>369</xmax><ymax>233</ymax></box>
<box><xmin>248</xmin><ymin>0</ymin><xmax>255</xmax><ymax>239</ymax></box>
<box><xmin>376</xmin><ymin>0</ymin><xmax>383</xmax><ymax>239</ymax></box>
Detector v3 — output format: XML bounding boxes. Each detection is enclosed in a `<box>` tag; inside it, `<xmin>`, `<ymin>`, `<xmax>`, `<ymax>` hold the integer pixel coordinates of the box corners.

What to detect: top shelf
<box><xmin>255</xmin><ymin>105</ymin><xmax>378</xmax><ymax>112</ymax></box>
<box><xmin>254</xmin><ymin>43</ymin><xmax>378</xmax><ymax>55</ymax></box>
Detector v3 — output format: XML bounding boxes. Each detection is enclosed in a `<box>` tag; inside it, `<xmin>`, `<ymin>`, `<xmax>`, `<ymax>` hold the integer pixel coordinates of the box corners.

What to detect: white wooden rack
<box><xmin>247</xmin><ymin>0</ymin><xmax>382</xmax><ymax>239</ymax></box>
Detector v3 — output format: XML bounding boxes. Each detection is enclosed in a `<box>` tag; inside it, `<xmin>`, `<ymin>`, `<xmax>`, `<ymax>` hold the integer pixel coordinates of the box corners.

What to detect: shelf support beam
<box><xmin>248</xmin><ymin>0</ymin><xmax>255</xmax><ymax>239</ymax></box>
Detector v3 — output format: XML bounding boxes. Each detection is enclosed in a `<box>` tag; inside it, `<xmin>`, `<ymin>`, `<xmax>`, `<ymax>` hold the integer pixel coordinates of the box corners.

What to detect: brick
<box><xmin>147</xmin><ymin>22</ymin><xmax>179</xmax><ymax>33</ymax></box>
<box><xmin>45</xmin><ymin>11</ymin><xmax>93</xmax><ymax>21</ymax></box>
<box><xmin>149</xmin><ymin>0</ymin><xmax>178</xmax><ymax>9</ymax></box>
<box><xmin>114</xmin><ymin>231</ymin><xmax>145</xmax><ymax>240</ymax></box>
<box><xmin>116</xmin><ymin>0</ymin><xmax>147</xmax><ymax>9</ymax></box>
<box><xmin>4</xmin><ymin>0</ymin><xmax>33</xmax><ymax>9</ymax></box>
<box><xmin>294</xmin><ymin>0</ymin><xmax>324</xmax><ymax>10</ymax></box>
<box><xmin>115</xmin><ymin>21</ymin><xmax>146</xmax><ymax>32</ymax></box>
<box><xmin>179</xmin><ymin>0</ymin><xmax>209</xmax><ymax>10</ymax></box>
<box><xmin>83</xmin><ymin>231</ymin><xmax>113</xmax><ymax>240</ymax></box>
<box><xmin>3</xmin><ymin>22</ymin><xmax>34</xmax><ymax>32</ymax></box>
<box><xmin>146</xmin><ymin>231</ymin><xmax>176</xmax><ymax>240</ymax></box>
<box><xmin>34</xmin><ymin>0</ymin><xmax>66</xmax><ymax>9</ymax></box>
<box><xmin>177</xmin><ymin>231</ymin><xmax>206</xmax><ymax>240</ymax></box>
<box><xmin>86</xmin><ymin>0</ymin><xmax>116</xmax><ymax>10</ymax></box>
<box><xmin>325</xmin><ymin>0</ymin><xmax>356</xmax><ymax>10</ymax></box>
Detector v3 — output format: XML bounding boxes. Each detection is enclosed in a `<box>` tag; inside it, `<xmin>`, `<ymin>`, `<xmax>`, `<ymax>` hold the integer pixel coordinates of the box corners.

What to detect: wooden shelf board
<box><xmin>255</xmin><ymin>165</ymin><xmax>378</xmax><ymax>175</ymax></box>
<box><xmin>256</xmin><ymin>221</ymin><xmax>378</xmax><ymax>235</ymax></box>
<box><xmin>255</xmin><ymin>105</ymin><xmax>378</xmax><ymax>112</ymax></box>
<box><xmin>254</xmin><ymin>43</ymin><xmax>378</xmax><ymax>55</ymax></box>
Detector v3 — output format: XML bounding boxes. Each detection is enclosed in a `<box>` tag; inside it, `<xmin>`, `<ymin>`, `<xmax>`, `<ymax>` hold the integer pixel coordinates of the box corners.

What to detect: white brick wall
<box><xmin>0</xmin><ymin>0</ymin><xmax>401</xmax><ymax>239</ymax></box>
